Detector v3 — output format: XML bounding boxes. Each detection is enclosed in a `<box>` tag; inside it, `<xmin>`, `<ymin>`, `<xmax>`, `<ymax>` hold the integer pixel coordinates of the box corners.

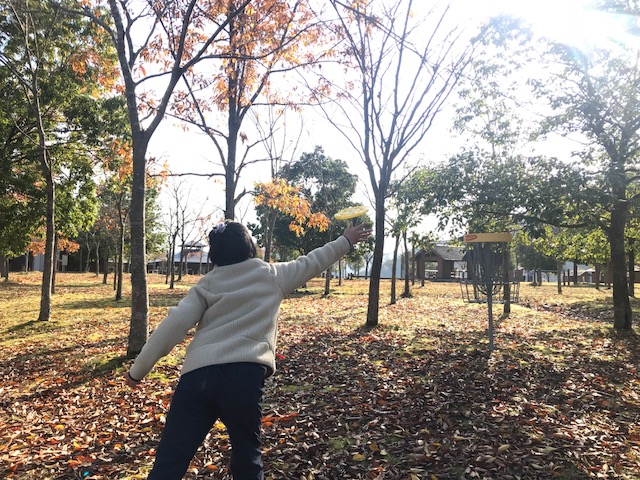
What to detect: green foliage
<box><xmin>388</xmin><ymin>168</ymin><xmax>434</xmax><ymax>235</ymax></box>
<box><xmin>0</xmin><ymin>0</ymin><xmax>129</xmax><ymax>271</ymax></box>
<box><xmin>0</xmin><ymin>0</ymin><xmax>120</xmax><ymax>254</ymax></box>
<box><xmin>263</xmin><ymin>146</ymin><xmax>358</xmax><ymax>256</ymax></box>
<box><xmin>346</xmin><ymin>235</ymin><xmax>374</xmax><ymax>272</ymax></box>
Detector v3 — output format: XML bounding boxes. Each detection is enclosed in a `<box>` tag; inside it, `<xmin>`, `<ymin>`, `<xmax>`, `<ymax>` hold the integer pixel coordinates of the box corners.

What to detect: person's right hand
<box><xmin>343</xmin><ymin>222</ymin><xmax>373</xmax><ymax>246</ymax></box>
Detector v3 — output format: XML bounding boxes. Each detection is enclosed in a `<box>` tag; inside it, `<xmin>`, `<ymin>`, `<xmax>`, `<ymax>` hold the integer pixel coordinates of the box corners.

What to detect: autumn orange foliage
<box><xmin>254</xmin><ymin>178</ymin><xmax>329</xmax><ymax>235</ymax></box>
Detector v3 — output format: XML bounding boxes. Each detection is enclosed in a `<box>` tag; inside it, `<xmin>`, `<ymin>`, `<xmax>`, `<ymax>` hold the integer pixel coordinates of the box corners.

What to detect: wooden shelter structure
<box><xmin>415</xmin><ymin>245</ymin><xmax>466</xmax><ymax>281</ymax></box>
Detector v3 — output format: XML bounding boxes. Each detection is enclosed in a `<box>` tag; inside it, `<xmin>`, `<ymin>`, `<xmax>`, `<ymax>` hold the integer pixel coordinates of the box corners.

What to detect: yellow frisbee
<box><xmin>334</xmin><ymin>205</ymin><xmax>368</xmax><ymax>221</ymax></box>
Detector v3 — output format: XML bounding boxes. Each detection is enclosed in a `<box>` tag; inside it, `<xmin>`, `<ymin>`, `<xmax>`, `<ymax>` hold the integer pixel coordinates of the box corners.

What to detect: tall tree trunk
<box><xmin>102</xmin><ymin>250</ymin><xmax>109</xmax><ymax>285</ymax></box>
<box><xmin>556</xmin><ymin>260</ymin><xmax>563</xmax><ymax>295</ymax></box>
<box><xmin>1</xmin><ymin>255</ymin><xmax>7</xmax><ymax>282</ymax></box>
<box><xmin>366</xmin><ymin>193</ymin><xmax>385</xmax><ymax>327</ymax></box>
<box><xmin>402</xmin><ymin>231</ymin><xmax>411</xmax><ymax>298</ymax></box>
<box><xmin>178</xmin><ymin>248</ymin><xmax>185</xmax><ymax>281</ymax></box>
<box><xmin>225</xmin><ymin>51</ymin><xmax>240</xmax><ymax>221</ymax></box>
<box><xmin>170</xmin><ymin>233</ymin><xmax>177</xmax><ymax>290</ymax></box>
<box><xmin>52</xmin><ymin>238</ymin><xmax>58</xmax><ymax>295</ymax></box>
<box><xmin>610</xmin><ymin>204</ymin><xmax>632</xmax><ymax>330</ymax></box>
<box><xmin>116</xmin><ymin>213</ymin><xmax>125</xmax><ymax>300</ymax></box>
<box><xmin>573</xmin><ymin>260</ymin><xmax>578</xmax><ymax>286</ymax></box>
<box><xmin>595</xmin><ymin>264</ymin><xmax>601</xmax><ymax>290</ymax></box>
<box><xmin>107</xmin><ymin>0</ymin><xmax>157</xmax><ymax>356</ymax></box>
<box><xmin>37</xmin><ymin>124</ymin><xmax>54</xmax><ymax>322</ymax></box>
<box><xmin>391</xmin><ymin>234</ymin><xmax>400</xmax><ymax>304</ymax></box>
<box><xmin>627</xmin><ymin>242</ymin><xmax>635</xmax><ymax>298</ymax></box>
<box><xmin>225</xmin><ymin>132</ymin><xmax>238</xmax><ymax>220</ymax></box>
<box><xmin>85</xmin><ymin>245</ymin><xmax>92</xmax><ymax>272</ymax></box>
<box><xmin>411</xmin><ymin>243</ymin><xmax>416</xmax><ymax>286</ymax></box>
<box><xmin>324</xmin><ymin>266</ymin><xmax>331</xmax><ymax>295</ymax></box>
<box><xmin>127</xmin><ymin>142</ymin><xmax>149</xmax><ymax>356</ymax></box>
<box><xmin>165</xmin><ymin>244</ymin><xmax>171</xmax><ymax>285</ymax></box>
<box><xmin>503</xmin><ymin>245</ymin><xmax>511</xmax><ymax>315</ymax></box>
<box><xmin>264</xmin><ymin>213</ymin><xmax>276</xmax><ymax>263</ymax></box>
<box><xmin>324</xmin><ymin>227</ymin><xmax>334</xmax><ymax>295</ymax></box>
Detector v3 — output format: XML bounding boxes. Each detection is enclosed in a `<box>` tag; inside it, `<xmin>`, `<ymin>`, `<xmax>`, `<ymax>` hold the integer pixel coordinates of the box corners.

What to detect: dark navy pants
<box><xmin>147</xmin><ymin>362</ymin><xmax>267</xmax><ymax>480</ymax></box>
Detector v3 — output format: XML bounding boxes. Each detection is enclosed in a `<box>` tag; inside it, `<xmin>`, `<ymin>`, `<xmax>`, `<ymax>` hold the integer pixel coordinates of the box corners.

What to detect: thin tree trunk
<box><xmin>324</xmin><ymin>265</ymin><xmax>331</xmax><ymax>295</ymax></box>
<box><xmin>127</xmin><ymin>138</ymin><xmax>150</xmax><ymax>356</ymax></box>
<box><xmin>503</xmin><ymin>245</ymin><xmax>511</xmax><ymax>315</ymax></box>
<box><xmin>85</xmin><ymin>245</ymin><xmax>92</xmax><ymax>272</ymax></box>
<box><xmin>366</xmin><ymin>193</ymin><xmax>385</xmax><ymax>327</ymax></box>
<box><xmin>36</xmin><ymin>86</ymin><xmax>54</xmax><ymax>321</ymax></box>
<box><xmin>411</xmin><ymin>243</ymin><xmax>415</xmax><ymax>286</ymax></box>
<box><xmin>116</xmin><ymin>213</ymin><xmax>125</xmax><ymax>300</ymax></box>
<box><xmin>1</xmin><ymin>255</ymin><xmax>7</xmax><ymax>282</ymax></box>
<box><xmin>264</xmin><ymin>213</ymin><xmax>276</xmax><ymax>263</ymax></box>
<box><xmin>165</xmin><ymin>244</ymin><xmax>171</xmax><ymax>284</ymax></box>
<box><xmin>391</xmin><ymin>234</ymin><xmax>400</xmax><ymax>305</ymax></box>
<box><xmin>556</xmin><ymin>260</ymin><xmax>563</xmax><ymax>295</ymax></box>
<box><xmin>39</xmin><ymin>174</ymin><xmax>55</xmax><ymax>320</ymax></box>
<box><xmin>402</xmin><ymin>231</ymin><xmax>411</xmax><ymax>298</ymax></box>
<box><xmin>178</xmin><ymin>247</ymin><xmax>185</xmax><ymax>281</ymax></box>
<box><xmin>52</xmin><ymin>239</ymin><xmax>58</xmax><ymax>295</ymax></box>
<box><xmin>103</xmin><ymin>250</ymin><xmax>109</xmax><ymax>285</ymax></box>
<box><xmin>324</xmin><ymin>227</ymin><xmax>334</xmax><ymax>295</ymax></box>
<box><xmin>225</xmin><ymin>91</ymin><xmax>240</xmax><ymax>220</ymax></box>
<box><xmin>610</xmin><ymin>204</ymin><xmax>632</xmax><ymax>330</ymax></box>
<box><xmin>627</xmin><ymin>243</ymin><xmax>635</xmax><ymax>298</ymax></box>
<box><xmin>170</xmin><ymin>233</ymin><xmax>177</xmax><ymax>290</ymax></box>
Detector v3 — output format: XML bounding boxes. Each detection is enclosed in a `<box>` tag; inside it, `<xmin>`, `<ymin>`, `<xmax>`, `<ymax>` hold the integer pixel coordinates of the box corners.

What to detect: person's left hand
<box><xmin>124</xmin><ymin>372</ymin><xmax>141</xmax><ymax>389</ymax></box>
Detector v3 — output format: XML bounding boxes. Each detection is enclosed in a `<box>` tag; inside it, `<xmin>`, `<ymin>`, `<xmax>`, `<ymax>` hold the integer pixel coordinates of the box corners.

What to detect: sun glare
<box><xmin>458</xmin><ymin>0</ymin><xmax>638</xmax><ymax>51</ymax></box>
<box><xmin>508</xmin><ymin>0</ymin><xmax>633</xmax><ymax>50</ymax></box>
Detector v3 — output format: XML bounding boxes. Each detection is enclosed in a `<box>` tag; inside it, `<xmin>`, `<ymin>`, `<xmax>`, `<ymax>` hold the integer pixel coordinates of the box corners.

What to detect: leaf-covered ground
<box><xmin>1</xmin><ymin>273</ymin><xmax>639</xmax><ymax>479</ymax></box>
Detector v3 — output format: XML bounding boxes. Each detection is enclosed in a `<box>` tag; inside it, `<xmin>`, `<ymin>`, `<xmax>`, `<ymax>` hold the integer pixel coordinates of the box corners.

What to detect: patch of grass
<box><xmin>278</xmin><ymin>383</ymin><xmax>314</xmax><ymax>393</ymax></box>
<box><xmin>326</xmin><ymin>436</ymin><xmax>351</xmax><ymax>451</ymax></box>
<box><xmin>81</xmin><ymin>354</ymin><xmax>129</xmax><ymax>375</ymax></box>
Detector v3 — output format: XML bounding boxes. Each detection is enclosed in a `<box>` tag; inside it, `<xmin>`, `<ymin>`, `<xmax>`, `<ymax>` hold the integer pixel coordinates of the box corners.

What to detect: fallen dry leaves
<box><xmin>1</xmin><ymin>273</ymin><xmax>639</xmax><ymax>479</ymax></box>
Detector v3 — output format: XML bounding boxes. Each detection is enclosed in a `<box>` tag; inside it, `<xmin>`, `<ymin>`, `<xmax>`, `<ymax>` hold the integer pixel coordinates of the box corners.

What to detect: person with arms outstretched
<box><xmin>125</xmin><ymin>220</ymin><xmax>372</xmax><ymax>479</ymax></box>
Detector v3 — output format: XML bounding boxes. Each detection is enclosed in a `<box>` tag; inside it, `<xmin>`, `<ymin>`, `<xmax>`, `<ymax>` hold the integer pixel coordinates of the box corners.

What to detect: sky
<box><xmin>147</xmin><ymin>0</ymin><xmax>637</xmax><ymax>246</ymax></box>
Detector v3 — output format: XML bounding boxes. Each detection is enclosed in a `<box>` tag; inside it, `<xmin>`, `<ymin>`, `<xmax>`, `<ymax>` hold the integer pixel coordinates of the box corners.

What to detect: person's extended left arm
<box><xmin>275</xmin><ymin>223</ymin><xmax>372</xmax><ymax>294</ymax></box>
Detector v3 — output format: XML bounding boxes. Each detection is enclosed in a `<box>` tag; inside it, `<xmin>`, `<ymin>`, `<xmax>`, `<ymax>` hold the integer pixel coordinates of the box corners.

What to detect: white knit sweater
<box><xmin>129</xmin><ymin>236</ymin><xmax>351</xmax><ymax>381</ymax></box>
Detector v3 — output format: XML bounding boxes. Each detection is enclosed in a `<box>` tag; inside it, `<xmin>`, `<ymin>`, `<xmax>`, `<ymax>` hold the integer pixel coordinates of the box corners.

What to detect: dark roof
<box><xmin>422</xmin><ymin>245</ymin><xmax>466</xmax><ymax>262</ymax></box>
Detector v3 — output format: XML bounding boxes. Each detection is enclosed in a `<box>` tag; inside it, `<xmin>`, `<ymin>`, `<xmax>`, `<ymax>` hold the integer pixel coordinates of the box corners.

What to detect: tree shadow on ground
<box><xmin>257</xmin><ymin>321</ymin><xmax>640</xmax><ymax>479</ymax></box>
